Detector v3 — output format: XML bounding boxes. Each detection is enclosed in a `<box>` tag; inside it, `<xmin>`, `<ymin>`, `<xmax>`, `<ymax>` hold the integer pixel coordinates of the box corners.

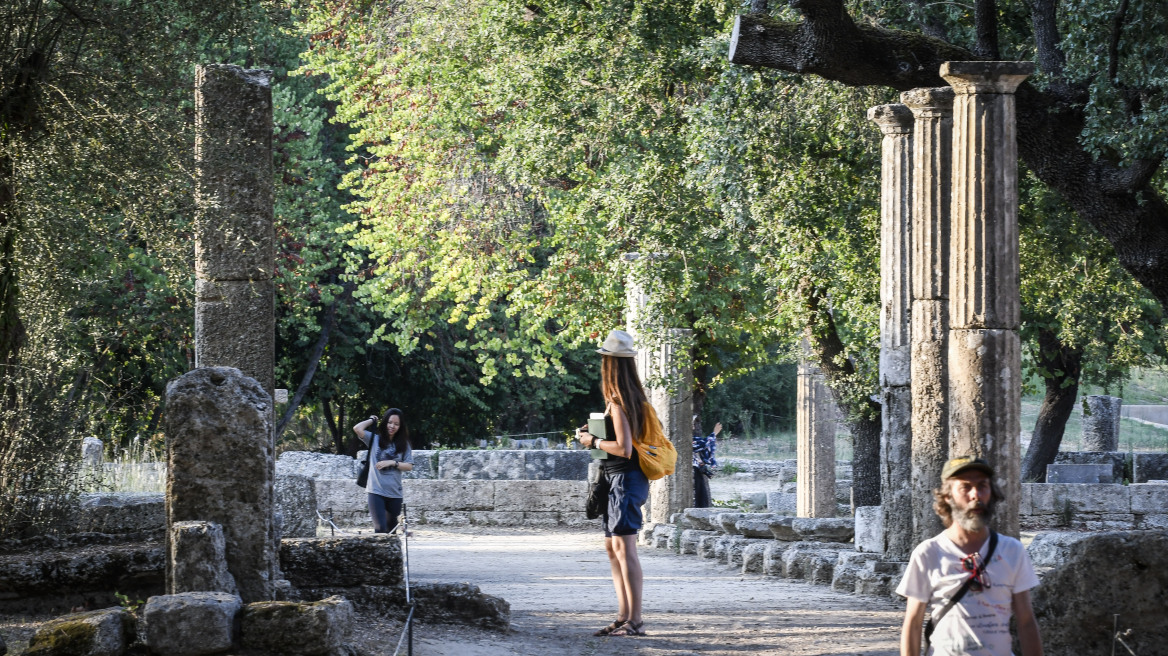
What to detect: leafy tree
<box><xmin>726</xmin><ymin>0</ymin><xmax>1168</xmax><ymax>313</ymax></box>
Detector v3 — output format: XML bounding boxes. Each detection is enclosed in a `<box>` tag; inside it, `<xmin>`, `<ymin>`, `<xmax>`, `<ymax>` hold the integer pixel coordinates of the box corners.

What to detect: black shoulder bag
<box><xmin>585</xmin><ymin>472</ymin><xmax>611</xmax><ymax>520</ymax></box>
<box><xmin>923</xmin><ymin>530</ymin><xmax>998</xmax><ymax>653</ymax></box>
<box><xmin>355</xmin><ymin>443</ymin><xmax>373</xmax><ymax>488</ymax></box>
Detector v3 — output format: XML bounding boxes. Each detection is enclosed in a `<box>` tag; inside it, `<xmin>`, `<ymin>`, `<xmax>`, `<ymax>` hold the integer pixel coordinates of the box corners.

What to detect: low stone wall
<box><xmin>314</xmin><ymin>478</ymin><xmax>590</xmax><ymax>528</ymax></box>
<box><xmin>277</xmin><ymin>449</ymin><xmax>590</xmax><ymax>482</ymax></box>
<box><xmin>1021</xmin><ymin>482</ymin><xmax>1168</xmax><ymax>530</ymax></box>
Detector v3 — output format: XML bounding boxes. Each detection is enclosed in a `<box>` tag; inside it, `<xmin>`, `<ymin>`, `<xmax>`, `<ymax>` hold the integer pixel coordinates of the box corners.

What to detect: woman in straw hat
<box><xmin>575</xmin><ymin>329</ymin><xmax>652</xmax><ymax>637</ymax></box>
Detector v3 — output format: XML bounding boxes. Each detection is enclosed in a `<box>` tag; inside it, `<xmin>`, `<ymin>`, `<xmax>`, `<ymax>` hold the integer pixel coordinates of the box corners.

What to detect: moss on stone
<box><xmin>25</xmin><ymin>619</ymin><xmax>98</xmax><ymax>656</ymax></box>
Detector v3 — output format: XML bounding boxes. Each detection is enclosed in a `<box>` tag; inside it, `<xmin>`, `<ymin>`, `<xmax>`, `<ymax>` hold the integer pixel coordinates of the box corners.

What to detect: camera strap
<box><xmin>923</xmin><ymin>530</ymin><xmax>997</xmax><ymax>653</ymax></box>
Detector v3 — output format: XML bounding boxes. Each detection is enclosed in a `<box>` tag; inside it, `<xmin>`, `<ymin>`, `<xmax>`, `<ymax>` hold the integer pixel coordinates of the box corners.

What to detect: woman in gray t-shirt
<box><xmin>352</xmin><ymin>408</ymin><xmax>414</xmax><ymax>533</ymax></box>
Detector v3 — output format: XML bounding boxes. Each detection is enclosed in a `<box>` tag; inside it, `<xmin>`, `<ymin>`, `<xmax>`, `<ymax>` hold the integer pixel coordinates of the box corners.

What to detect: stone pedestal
<box><xmin>902</xmin><ymin>86</ymin><xmax>955</xmax><ymax>546</ymax></box>
<box><xmin>797</xmin><ymin>340</ymin><xmax>836</xmax><ymax>518</ymax></box>
<box><xmin>81</xmin><ymin>436</ymin><xmax>104</xmax><ymax>470</ymax></box>
<box><xmin>625</xmin><ymin>254</ymin><xmax>694</xmax><ymax>523</ymax></box>
<box><xmin>194</xmin><ymin>64</ymin><xmax>275</xmax><ymax>396</ymax></box>
<box><xmin>869</xmin><ymin>103</ymin><xmax>914</xmax><ymax>560</ymax></box>
<box><xmin>166</xmin><ymin>367</ymin><xmax>280</xmax><ymax>602</ymax></box>
<box><xmin>1081</xmin><ymin>395</ymin><xmax>1122</xmax><ymax>452</ymax></box>
<box><xmin>941</xmin><ymin>61</ymin><xmax>1034</xmax><ymax>538</ymax></box>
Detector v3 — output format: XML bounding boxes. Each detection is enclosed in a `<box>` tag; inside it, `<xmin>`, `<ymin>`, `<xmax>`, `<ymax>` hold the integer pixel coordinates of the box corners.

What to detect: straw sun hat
<box><xmin>596</xmin><ymin>330</ymin><xmax>637</xmax><ymax>357</ymax></box>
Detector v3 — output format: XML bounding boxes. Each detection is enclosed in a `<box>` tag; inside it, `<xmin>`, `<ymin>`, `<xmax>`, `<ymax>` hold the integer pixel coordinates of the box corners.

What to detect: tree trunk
<box><xmin>692</xmin><ymin>361</ymin><xmax>709</xmax><ymax>432</ymax></box>
<box><xmin>727</xmin><ymin>8</ymin><xmax>1168</xmax><ymax>313</ymax></box>
<box><xmin>803</xmin><ymin>285</ymin><xmax>883</xmax><ymax>506</ymax></box>
<box><xmin>1020</xmin><ymin>329</ymin><xmax>1082</xmax><ymax>482</ymax></box>
<box><xmin>0</xmin><ymin>156</ymin><xmax>26</xmax><ymax>366</ymax></box>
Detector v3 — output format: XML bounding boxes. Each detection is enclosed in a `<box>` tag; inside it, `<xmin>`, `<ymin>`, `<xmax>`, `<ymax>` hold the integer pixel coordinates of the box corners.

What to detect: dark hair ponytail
<box><xmin>377</xmin><ymin>408</ymin><xmax>410</xmax><ymax>454</ymax></box>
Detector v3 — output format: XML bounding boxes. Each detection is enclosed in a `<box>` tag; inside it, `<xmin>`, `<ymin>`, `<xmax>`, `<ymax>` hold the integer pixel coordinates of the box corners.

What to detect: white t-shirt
<box><xmin>896</xmin><ymin>531</ymin><xmax>1040</xmax><ymax>656</ymax></box>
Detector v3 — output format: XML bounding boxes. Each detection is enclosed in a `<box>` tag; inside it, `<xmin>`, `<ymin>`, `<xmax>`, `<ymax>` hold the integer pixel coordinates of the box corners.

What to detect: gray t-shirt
<box><xmin>362</xmin><ymin>430</ymin><xmax>413</xmax><ymax>498</ymax></box>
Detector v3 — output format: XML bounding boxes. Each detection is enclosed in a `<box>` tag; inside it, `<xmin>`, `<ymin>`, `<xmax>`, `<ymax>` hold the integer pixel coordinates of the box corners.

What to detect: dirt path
<box><xmin>396</xmin><ymin>527</ymin><xmax>904</xmax><ymax>656</ymax></box>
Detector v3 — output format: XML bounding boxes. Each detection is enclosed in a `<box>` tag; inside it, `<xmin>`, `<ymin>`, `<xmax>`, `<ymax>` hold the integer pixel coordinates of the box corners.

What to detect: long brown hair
<box><xmin>601</xmin><ymin>355</ymin><xmax>648</xmax><ymax>441</ymax></box>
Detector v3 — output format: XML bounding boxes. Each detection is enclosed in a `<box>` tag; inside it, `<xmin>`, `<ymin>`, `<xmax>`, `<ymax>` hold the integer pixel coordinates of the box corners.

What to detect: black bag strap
<box><xmin>923</xmin><ymin>530</ymin><xmax>998</xmax><ymax>650</ymax></box>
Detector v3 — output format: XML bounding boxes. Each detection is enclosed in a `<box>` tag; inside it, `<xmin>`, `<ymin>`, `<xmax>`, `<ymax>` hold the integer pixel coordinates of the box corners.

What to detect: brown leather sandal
<box><xmin>610</xmin><ymin>620</ymin><xmax>645</xmax><ymax>636</ymax></box>
<box><xmin>593</xmin><ymin>619</ymin><xmax>627</xmax><ymax>636</ymax></box>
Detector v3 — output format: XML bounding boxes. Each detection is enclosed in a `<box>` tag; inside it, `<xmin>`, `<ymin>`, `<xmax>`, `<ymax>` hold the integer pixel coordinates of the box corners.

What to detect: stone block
<box><xmin>729</xmin><ymin>538</ymin><xmax>768</xmax><ymax>568</ymax></box>
<box><xmin>1080</xmin><ymin>395</ymin><xmax>1122</xmax><ymax>452</ymax></box>
<box><xmin>1137</xmin><ymin>513</ymin><xmax>1168</xmax><ymax>529</ymax></box>
<box><xmin>74</xmin><ymin>493</ymin><xmax>165</xmax><ymax>535</ymax></box>
<box><xmin>311</xmin><ymin>479</ymin><xmax>367</xmax><ymax>526</ymax></box>
<box><xmin>1053</xmin><ymin>452</ymin><xmax>1125</xmax><ymax>482</ymax></box>
<box><xmin>677</xmin><ymin>525</ymin><xmax>710</xmax><ymax>550</ymax></box>
<box><xmin>1026</xmin><ymin>531</ymin><xmax>1095</xmax><ymax>568</ymax></box>
<box><xmin>275</xmin><ymin>474</ymin><xmax>318</xmax><ymax>539</ymax></box>
<box><xmin>782</xmin><ymin>542</ymin><xmax>848</xmax><ymax>582</ymax></box>
<box><xmin>766</xmin><ymin>492</ymin><xmax>797</xmax><ymax>514</ymax></box>
<box><xmin>240</xmin><ymin>595</ymin><xmax>352</xmax><ymax>655</ymax></box>
<box><xmin>1019</xmin><ymin>483</ymin><xmax>1033</xmax><ymax>516</ymax></box>
<box><xmin>193</xmin><ymin>283</ymin><xmax>275</xmax><ymax>394</ymax></box>
<box><xmin>403</xmin><ymin>480</ymin><xmax>495</xmax><ymax>511</ymax></box>
<box><xmin>854</xmin><ymin>506</ymin><xmax>882</xmax><ymax>553</ymax></box>
<box><xmin>523</xmin><ymin>450</ymin><xmax>590</xmax><ymax>481</ymax></box>
<box><xmin>559</xmin><ymin>512</ymin><xmax>592</xmax><ymax>528</ymax></box>
<box><xmin>279</xmin><ymin>535</ymin><xmax>402</xmax><ymax>588</ymax></box>
<box><xmin>403</xmin><ymin>450</ymin><xmax>438</xmax><ymax>480</ymax></box>
<box><xmin>792</xmin><ymin>517</ymin><xmax>854</xmax><ymax>542</ymax></box>
<box><xmin>651</xmin><ymin>525</ymin><xmax>676</xmax><ymax>550</ymax></box>
<box><xmin>1133</xmin><ymin>453</ymin><xmax>1168</xmax><ymax>483</ymax></box>
<box><xmin>519</xmin><ymin>512</ymin><xmax>562</xmax><ymax>528</ymax></box>
<box><xmin>81</xmin><ymin>437</ymin><xmax>104</xmax><ymax>469</ymax></box>
<box><xmin>1031</xmin><ymin>531</ymin><xmax>1168</xmax><ymax>656</ymax></box>
<box><xmin>1045</xmin><ymin>464</ymin><xmax>1115</xmax><ymax>484</ymax></box>
<box><xmin>276</xmin><ymin>452</ymin><xmax>360</xmax><ymax>480</ymax></box>
<box><xmin>419</xmin><ymin>511</ymin><xmax>472</xmax><ymax>526</ymax></box>
<box><xmin>698</xmin><ymin>534</ymin><xmax>720</xmax><ymax>559</ymax></box>
<box><xmin>762</xmin><ymin>542</ymin><xmax>791</xmax><ymax>577</ymax></box>
<box><xmin>438</xmin><ymin>451</ymin><xmax>525</xmax><ymax>480</ymax></box>
<box><xmin>742</xmin><ymin>542</ymin><xmax>769</xmax><ymax>574</ymax></box>
<box><xmin>835</xmin><ymin>481</ymin><xmax>852</xmax><ymax>505</ymax></box>
<box><xmin>0</xmin><ymin>542</ymin><xmax>165</xmax><ymax>599</ymax></box>
<box><xmin>717</xmin><ymin>513</ymin><xmax>752</xmax><ymax>534</ymax></box>
<box><xmin>166</xmin><ymin>367</ymin><xmax>278</xmax><ymax>602</ymax></box>
<box><xmin>26</xmin><ymin>607</ymin><xmax>132</xmax><ymax>656</ymax></box>
<box><xmin>855</xmin><ymin>560</ymin><xmax>905</xmax><ymax>597</ymax></box>
<box><xmin>768</xmin><ymin>516</ymin><xmax>799</xmax><ymax>541</ymax></box>
<box><xmin>832</xmin><ymin>552</ymin><xmax>880</xmax><ymax>593</ymax></box>
<box><xmin>712</xmin><ymin>535</ymin><xmax>733</xmax><ymax>563</ymax></box>
<box><xmin>467</xmin><ymin>512</ymin><xmax>525</xmax><ymax>526</ymax></box>
<box><xmin>1081</xmin><ymin>514</ymin><xmax>1137</xmax><ymax>531</ymax></box>
<box><xmin>194</xmin><ymin>64</ymin><xmax>274</xmax><ymax>282</ymax></box>
<box><xmin>1028</xmin><ymin>483</ymin><xmax>1131</xmax><ymax>514</ymax></box>
<box><xmin>493</xmin><ymin>480</ymin><xmax>587</xmax><ymax>512</ymax></box>
<box><xmin>169</xmin><ymin>521</ymin><xmax>238</xmax><ymax>595</ymax></box>
<box><xmin>735</xmin><ymin>515</ymin><xmax>781</xmax><ymax>538</ymax></box>
<box><xmin>140</xmin><ymin>592</ymin><xmax>241</xmax><ymax>656</ymax></box>
<box><xmin>682</xmin><ymin>508</ymin><xmax>724</xmax><ymax>531</ymax></box>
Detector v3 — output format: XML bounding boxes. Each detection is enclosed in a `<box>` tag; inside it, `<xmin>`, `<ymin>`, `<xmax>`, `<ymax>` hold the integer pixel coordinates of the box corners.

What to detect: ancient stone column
<box><xmin>1081</xmin><ymin>395</ymin><xmax>1122</xmax><ymax>451</ymax></box>
<box><xmin>868</xmin><ymin>104</ymin><xmax>914</xmax><ymax>559</ymax></box>
<box><xmin>941</xmin><ymin>61</ymin><xmax>1034</xmax><ymax>538</ymax></box>
<box><xmin>797</xmin><ymin>339</ymin><xmax>836</xmax><ymax>518</ymax></box>
<box><xmin>902</xmin><ymin>87</ymin><xmax>955</xmax><ymax>546</ymax></box>
<box><xmin>166</xmin><ymin>367</ymin><xmax>279</xmax><ymax>602</ymax></box>
<box><xmin>625</xmin><ymin>254</ymin><xmax>694</xmax><ymax>522</ymax></box>
<box><xmin>194</xmin><ymin>64</ymin><xmax>275</xmax><ymax>396</ymax></box>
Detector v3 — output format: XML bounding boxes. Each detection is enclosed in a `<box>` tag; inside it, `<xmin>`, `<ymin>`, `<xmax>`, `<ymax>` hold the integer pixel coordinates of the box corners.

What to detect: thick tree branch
<box><xmin>729</xmin><ymin>7</ymin><xmax>1168</xmax><ymax>312</ymax></box>
<box><xmin>1029</xmin><ymin>0</ymin><xmax>1066</xmax><ymax>79</ymax></box>
<box><xmin>275</xmin><ymin>299</ymin><xmax>338</xmax><ymax>440</ymax></box>
<box><xmin>1107</xmin><ymin>0</ymin><xmax>1130</xmax><ymax>84</ymax></box>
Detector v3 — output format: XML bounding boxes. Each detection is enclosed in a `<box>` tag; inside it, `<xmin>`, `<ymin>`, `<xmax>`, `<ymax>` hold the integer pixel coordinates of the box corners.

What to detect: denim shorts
<box><xmin>604</xmin><ymin>468</ymin><xmax>650</xmax><ymax>537</ymax></box>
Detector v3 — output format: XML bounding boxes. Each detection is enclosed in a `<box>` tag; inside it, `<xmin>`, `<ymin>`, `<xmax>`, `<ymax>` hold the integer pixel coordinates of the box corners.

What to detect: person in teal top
<box><xmin>352</xmin><ymin>408</ymin><xmax>414</xmax><ymax>533</ymax></box>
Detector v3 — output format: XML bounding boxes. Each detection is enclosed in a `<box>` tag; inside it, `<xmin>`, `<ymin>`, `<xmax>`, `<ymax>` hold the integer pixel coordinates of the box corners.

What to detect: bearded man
<box><xmin>896</xmin><ymin>456</ymin><xmax>1044</xmax><ymax>656</ymax></box>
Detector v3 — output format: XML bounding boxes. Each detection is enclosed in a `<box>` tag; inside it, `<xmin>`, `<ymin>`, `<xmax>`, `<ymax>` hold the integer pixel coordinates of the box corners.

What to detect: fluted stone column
<box><xmin>941</xmin><ymin>61</ymin><xmax>1033</xmax><ymax>538</ymax></box>
<box><xmin>194</xmin><ymin>64</ymin><xmax>275</xmax><ymax>397</ymax></box>
<box><xmin>868</xmin><ymin>104</ymin><xmax>914</xmax><ymax>560</ymax></box>
<box><xmin>797</xmin><ymin>339</ymin><xmax>836</xmax><ymax>518</ymax></box>
<box><xmin>625</xmin><ymin>254</ymin><xmax>694</xmax><ymax>523</ymax></box>
<box><xmin>903</xmin><ymin>87</ymin><xmax>955</xmax><ymax>546</ymax></box>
